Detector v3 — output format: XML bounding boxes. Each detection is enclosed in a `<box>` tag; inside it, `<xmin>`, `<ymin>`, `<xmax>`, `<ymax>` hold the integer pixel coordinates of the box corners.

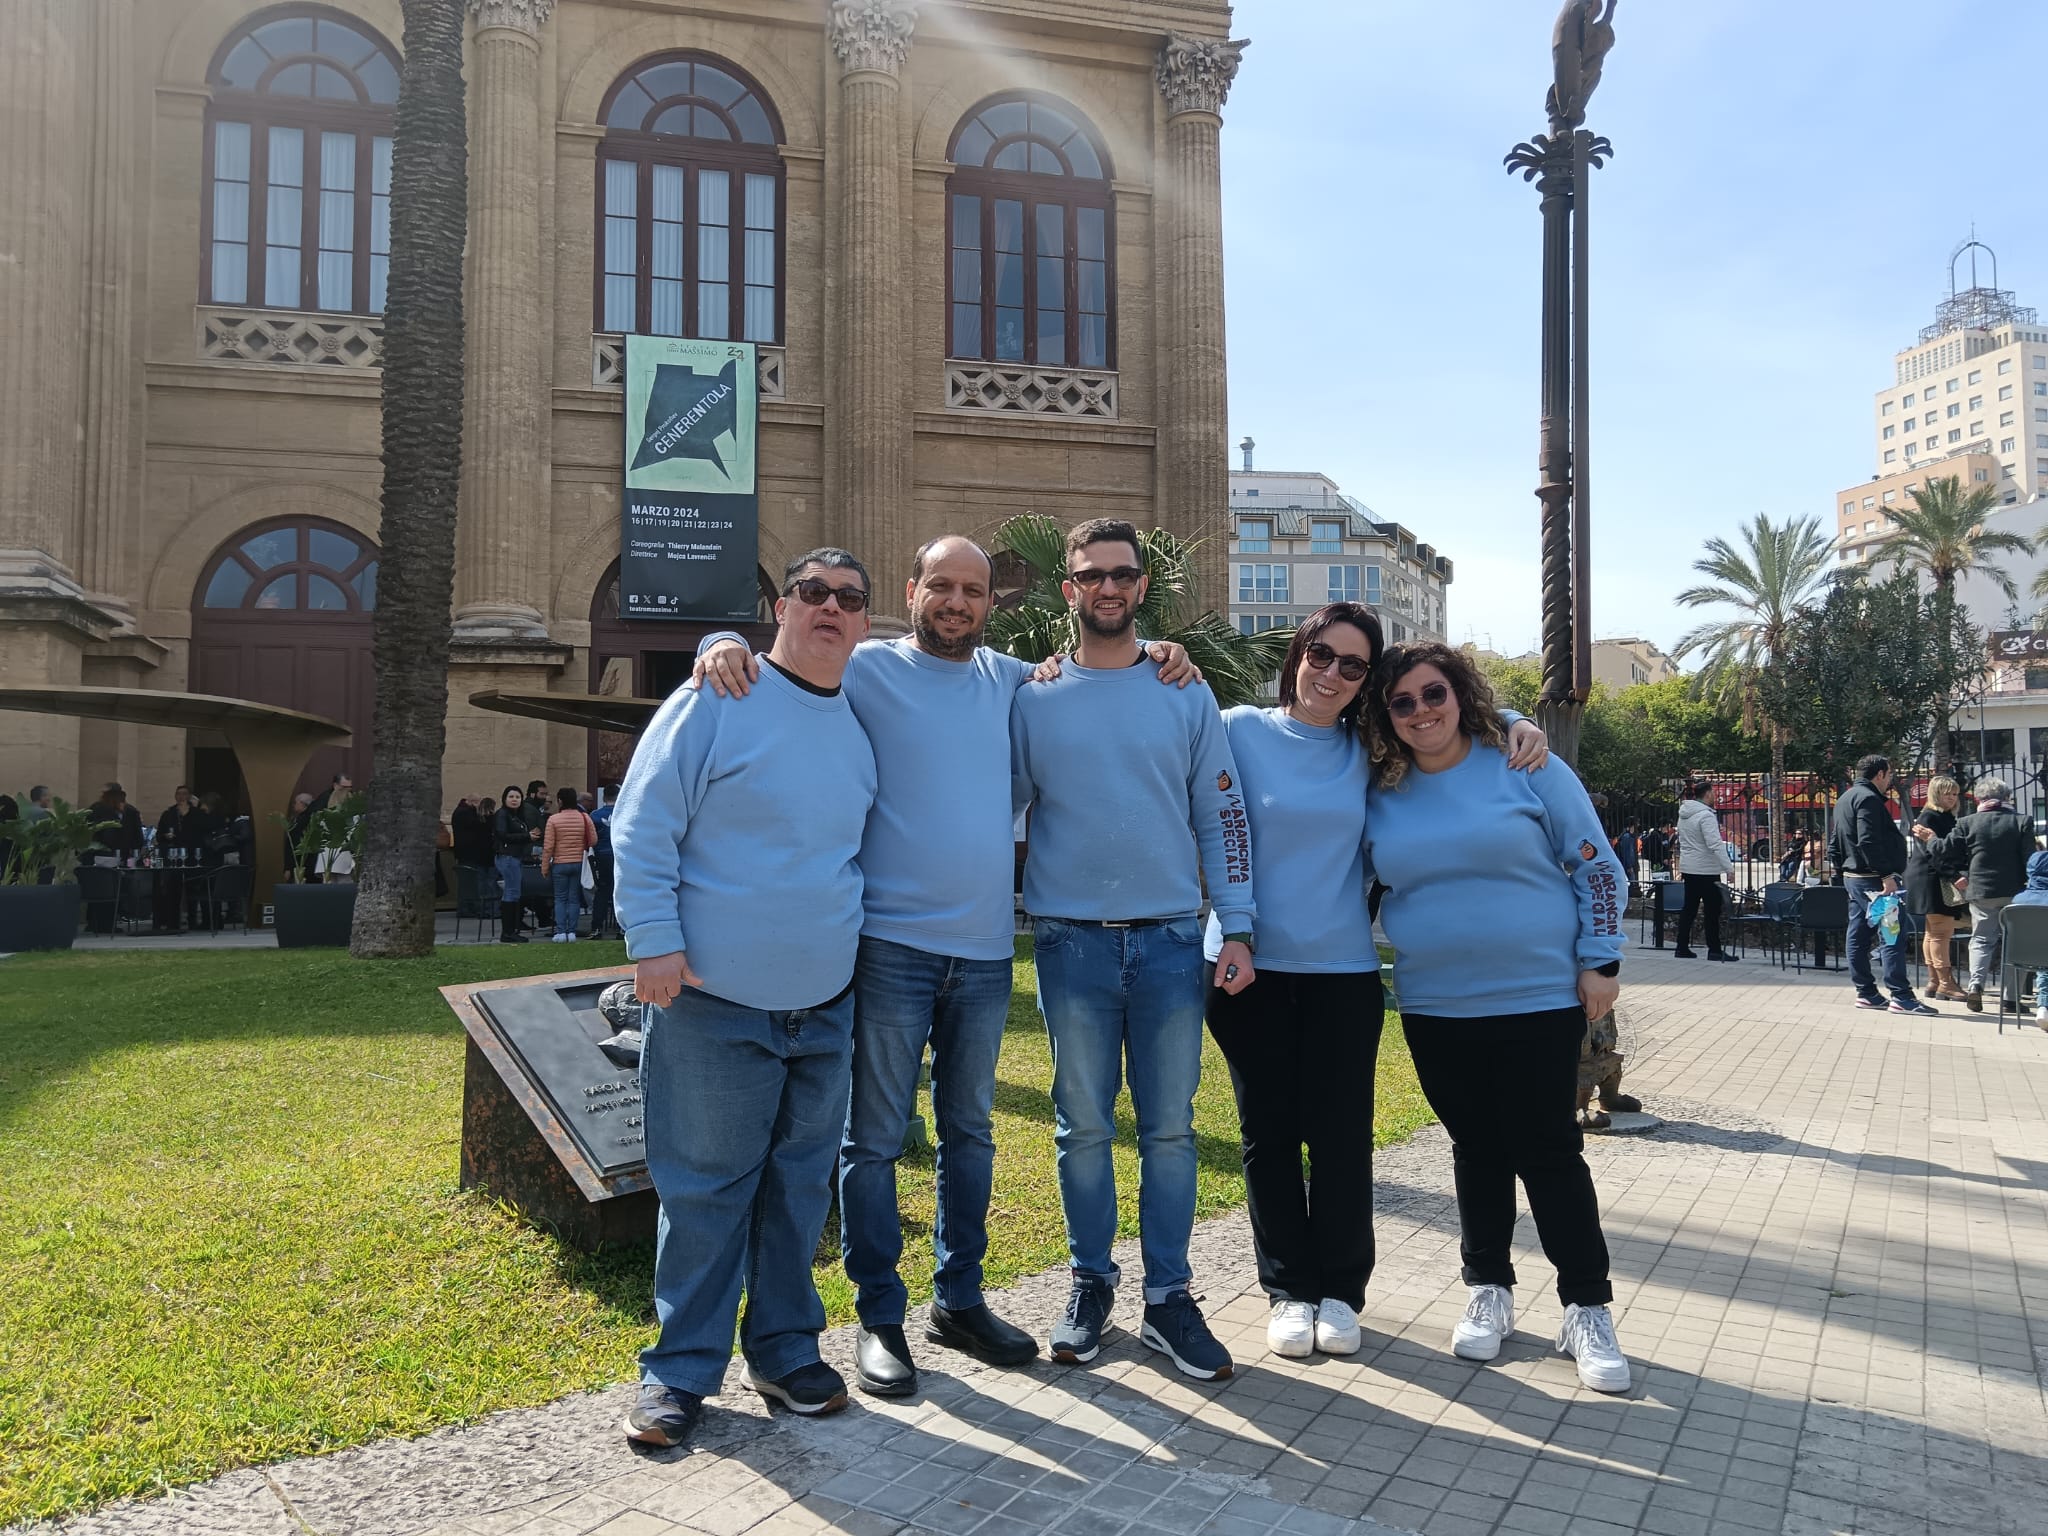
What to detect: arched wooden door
<box><xmin>586</xmin><ymin>557</ymin><xmax>776</xmax><ymax>789</ymax></box>
<box><xmin>191</xmin><ymin>518</ymin><xmax>378</xmax><ymax>806</ymax></box>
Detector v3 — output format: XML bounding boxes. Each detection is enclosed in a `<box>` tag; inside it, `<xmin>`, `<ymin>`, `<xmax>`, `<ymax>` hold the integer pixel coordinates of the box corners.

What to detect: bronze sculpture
<box><xmin>1547</xmin><ymin>0</ymin><xmax>1618</xmax><ymax>130</ymax></box>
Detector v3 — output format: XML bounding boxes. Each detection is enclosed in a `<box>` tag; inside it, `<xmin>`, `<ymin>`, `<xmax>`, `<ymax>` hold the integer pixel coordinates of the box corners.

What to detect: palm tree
<box><xmin>1868</xmin><ymin>474</ymin><xmax>2031</xmax><ymax>601</ymax></box>
<box><xmin>1673</xmin><ymin>513</ymin><xmax>1833</xmax><ymax>863</ymax></box>
<box><xmin>350</xmin><ymin>0</ymin><xmax>468</xmax><ymax>958</ymax></box>
<box><xmin>983</xmin><ymin>514</ymin><xmax>1292</xmax><ymax>706</ymax></box>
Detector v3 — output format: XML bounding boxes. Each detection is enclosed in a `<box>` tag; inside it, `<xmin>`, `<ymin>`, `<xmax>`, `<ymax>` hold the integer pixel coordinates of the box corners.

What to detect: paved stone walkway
<box><xmin>22</xmin><ymin>946</ymin><xmax>2048</xmax><ymax>1536</ymax></box>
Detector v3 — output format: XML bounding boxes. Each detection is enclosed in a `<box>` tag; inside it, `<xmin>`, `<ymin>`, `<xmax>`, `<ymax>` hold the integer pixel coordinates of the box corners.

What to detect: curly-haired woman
<box><xmin>1361</xmin><ymin>642</ymin><xmax>1633</xmax><ymax>1392</ymax></box>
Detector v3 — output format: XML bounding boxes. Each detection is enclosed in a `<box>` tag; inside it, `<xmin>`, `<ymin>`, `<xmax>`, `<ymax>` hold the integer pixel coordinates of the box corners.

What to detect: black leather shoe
<box><xmin>855</xmin><ymin>1324</ymin><xmax>916</xmax><ymax>1397</ymax></box>
<box><xmin>926</xmin><ymin>1301</ymin><xmax>1040</xmax><ymax>1367</ymax></box>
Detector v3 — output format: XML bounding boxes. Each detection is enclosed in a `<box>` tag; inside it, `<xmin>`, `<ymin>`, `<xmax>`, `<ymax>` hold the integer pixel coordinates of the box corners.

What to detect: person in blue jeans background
<box><xmin>2004</xmin><ymin>850</ymin><xmax>2048</xmax><ymax>1021</ymax></box>
<box><xmin>490</xmin><ymin>786</ymin><xmax>536</xmax><ymax>945</ymax></box>
<box><xmin>694</xmin><ymin>535</ymin><xmax>1199</xmax><ymax>1397</ymax></box>
<box><xmin>1828</xmin><ymin>754</ymin><xmax>1936</xmax><ymax>1015</ymax></box>
<box><xmin>611</xmin><ymin>548</ymin><xmax>878</xmax><ymax>1449</ymax></box>
<box><xmin>1011</xmin><ymin>518</ymin><xmax>1256</xmax><ymax>1383</ymax></box>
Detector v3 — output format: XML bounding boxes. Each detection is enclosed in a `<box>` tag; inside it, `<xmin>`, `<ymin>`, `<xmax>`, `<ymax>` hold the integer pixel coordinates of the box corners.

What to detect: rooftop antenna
<box><xmin>1239</xmin><ymin>436</ymin><xmax>1255</xmax><ymax>472</ymax></box>
<box><xmin>1923</xmin><ymin>232</ymin><xmax>2032</xmax><ymax>340</ymax></box>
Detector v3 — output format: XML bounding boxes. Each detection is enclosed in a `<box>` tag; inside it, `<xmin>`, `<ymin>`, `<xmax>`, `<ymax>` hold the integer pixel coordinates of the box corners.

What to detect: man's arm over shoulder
<box><xmin>610</xmin><ymin>686</ymin><xmax>721</xmax><ymax>960</ymax></box>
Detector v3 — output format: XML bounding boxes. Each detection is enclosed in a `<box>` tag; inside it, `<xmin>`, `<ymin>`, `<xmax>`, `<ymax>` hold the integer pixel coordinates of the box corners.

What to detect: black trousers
<box><xmin>1206</xmin><ymin>968</ymin><xmax>1384</xmax><ymax>1310</ymax></box>
<box><xmin>1675</xmin><ymin>873</ymin><xmax>1723</xmax><ymax>952</ymax></box>
<box><xmin>1401</xmin><ymin>1006</ymin><xmax>1613</xmax><ymax>1307</ymax></box>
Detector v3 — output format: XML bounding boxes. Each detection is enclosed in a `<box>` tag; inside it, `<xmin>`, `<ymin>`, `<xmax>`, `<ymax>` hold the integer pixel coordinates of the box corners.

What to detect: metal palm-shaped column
<box><xmin>1504</xmin><ymin>0</ymin><xmax>1617</xmax><ymax>767</ymax></box>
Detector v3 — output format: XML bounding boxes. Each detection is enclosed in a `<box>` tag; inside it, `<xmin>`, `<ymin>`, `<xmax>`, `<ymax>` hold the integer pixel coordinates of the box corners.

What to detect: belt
<box><xmin>1058</xmin><ymin>916</ymin><xmax>1171</xmax><ymax>928</ymax></box>
<box><xmin>1842</xmin><ymin>870</ymin><xmax>1878</xmax><ymax>878</ymax></box>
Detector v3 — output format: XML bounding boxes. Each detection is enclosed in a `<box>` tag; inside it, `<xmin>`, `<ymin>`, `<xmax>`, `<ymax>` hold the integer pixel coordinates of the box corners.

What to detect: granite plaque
<box><xmin>472</xmin><ymin>978</ymin><xmax>647</xmax><ymax>1178</ymax></box>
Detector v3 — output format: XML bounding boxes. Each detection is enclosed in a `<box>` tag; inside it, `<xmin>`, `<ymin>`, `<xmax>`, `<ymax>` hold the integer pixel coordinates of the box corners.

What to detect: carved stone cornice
<box><xmin>469</xmin><ymin>0</ymin><xmax>554</xmax><ymax>36</ymax></box>
<box><xmin>829</xmin><ymin>0</ymin><xmax>918</xmax><ymax>78</ymax></box>
<box><xmin>1156</xmin><ymin>34</ymin><xmax>1248</xmax><ymax>118</ymax></box>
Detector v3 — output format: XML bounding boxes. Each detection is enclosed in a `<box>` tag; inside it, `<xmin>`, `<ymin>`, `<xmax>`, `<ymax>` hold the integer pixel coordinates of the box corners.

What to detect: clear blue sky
<box><xmin>1221</xmin><ymin>0</ymin><xmax>2048</xmax><ymax>658</ymax></box>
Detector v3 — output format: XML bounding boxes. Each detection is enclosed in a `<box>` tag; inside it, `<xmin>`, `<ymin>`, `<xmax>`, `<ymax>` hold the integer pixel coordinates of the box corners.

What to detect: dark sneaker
<box><xmin>1707</xmin><ymin>952</ymin><xmax>1740</xmax><ymax>963</ymax></box>
<box><xmin>1889</xmin><ymin>999</ymin><xmax>1939</xmax><ymax>1016</ymax></box>
<box><xmin>1050</xmin><ymin>1277</ymin><xmax>1113</xmax><ymax>1364</ymax></box>
<box><xmin>1854</xmin><ymin>996</ymin><xmax>1887</xmax><ymax>1011</ymax></box>
<box><xmin>745</xmin><ymin>1360</ymin><xmax>849</xmax><ymax>1416</ymax></box>
<box><xmin>1671</xmin><ymin>948</ymin><xmax>1698</xmax><ymax>959</ymax></box>
<box><xmin>1965</xmin><ymin>987</ymin><xmax>1985</xmax><ymax>1013</ymax></box>
<box><xmin>623</xmin><ymin>1382</ymin><xmax>703</xmax><ymax>1447</ymax></box>
<box><xmin>1140</xmin><ymin>1290</ymin><xmax>1233</xmax><ymax>1381</ymax></box>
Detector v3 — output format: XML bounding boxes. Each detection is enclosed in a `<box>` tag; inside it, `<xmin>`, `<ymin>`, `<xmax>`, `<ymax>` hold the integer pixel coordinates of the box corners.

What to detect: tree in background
<box><xmin>350</xmin><ymin>0</ymin><xmax>468</xmax><ymax>958</ymax></box>
<box><xmin>983</xmin><ymin>515</ymin><xmax>1292</xmax><ymax>707</ymax></box>
<box><xmin>1673</xmin><ymin>513</ymin><xmax>1833</xmax><ymax>864</ymax></box>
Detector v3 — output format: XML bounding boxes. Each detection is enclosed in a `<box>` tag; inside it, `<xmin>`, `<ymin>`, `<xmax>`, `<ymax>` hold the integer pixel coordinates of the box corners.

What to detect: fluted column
<box><xmin>829</xmin><ymin>0</ymin><xmax>916</xmax><ymax>603</ymax></box>
<box><xmin>78</xmin><ymin>0</ymin><xmax>139</xmax><ymax>617</ymax></box>
<box><xmin>454</xmin><ymin>0</ymin><xmax>551</xmax><ymax>639</ymax></box>
<box><xmin>1156</xmin><ymin>35</ymin><xmax>1245</xmax><ymax>612</ymax></box>
<box><xmin>0</xmin><ymin>0</ymin><xmax>88</xmax><ymax>597</ymax></box>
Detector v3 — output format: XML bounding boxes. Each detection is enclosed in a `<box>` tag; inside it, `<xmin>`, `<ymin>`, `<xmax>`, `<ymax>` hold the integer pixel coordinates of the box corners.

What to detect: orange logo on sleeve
<box><xmin>1217</xmin><ymin>771</ymin><xmax>1232</xmax><ymax>792</ymax></box>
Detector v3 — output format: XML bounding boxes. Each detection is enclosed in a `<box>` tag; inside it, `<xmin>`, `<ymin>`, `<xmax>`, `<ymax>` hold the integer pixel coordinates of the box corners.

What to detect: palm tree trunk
<box><xmin>350</xmin><ymin>0</ymin><xmax>468</xmax><ymax>957</ymax></box>
<box><xmin>1769</xmin><ymin>725</ymin><xmax>1787</xmax><ymax>869</ymax></box>
<box><xmin>1931</xmin><ymin>573</ymin><xmax>1957</xmax><ymax>777</ymax></box>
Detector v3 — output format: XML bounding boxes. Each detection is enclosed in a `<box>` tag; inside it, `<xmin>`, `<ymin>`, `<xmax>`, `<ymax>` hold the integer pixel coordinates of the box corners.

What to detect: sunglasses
<box><xmin>1301</xmin><ymin>641</ymin><xmax>1370</xmax><ymax>683</ymax></box>
<box><xmin>1067</xmin><ymin>566</ymin><xmax>1144</xmax><ymax>590</ymax></box>
<box><xmin>1387</xmin><ymin>681</ymin><xmax>1451</xmax><ymax>719</ymax></box>
<box><xmin>786</xmin><ymin>578</ymin><xmax>870</xmax><ymax>613</ymax></box>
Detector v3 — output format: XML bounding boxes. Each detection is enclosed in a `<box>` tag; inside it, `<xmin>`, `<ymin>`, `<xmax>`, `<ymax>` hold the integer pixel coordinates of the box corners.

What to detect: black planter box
<box><xmin>0</xmin><ymin>884</ymin><xmax>83</xmax><ymax>950</ymax></box>
<box><xmin>272</xmin><ymin>882</ymin><xmax>358</xmax><ymax>948</ymax></box>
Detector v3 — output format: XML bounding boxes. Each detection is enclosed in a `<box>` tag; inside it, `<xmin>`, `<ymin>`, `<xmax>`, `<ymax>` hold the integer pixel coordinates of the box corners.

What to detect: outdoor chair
<box><xmin>1996</xmin><ymin>904</ymin><xmax>2048</xmax><ymax>1035</ymax></box>
<box><xmin>1788</xmin><ymin>885</ymin><xmax>1850</xmax><ymax>973</ymax></box>
<box><xmin>1734</xmin><ymin>882</ymin><xmax>1798</xmax><ymax>964</ymax></box>
<box><xmin>454</xmin><ymin>863</ymin><xmax>497</xmax><ymax>945</ymax></box>
<box><xmin>1640</xmin><ymin>880</ymin><xmax>1684</xmax><ymax>949</ymax></box>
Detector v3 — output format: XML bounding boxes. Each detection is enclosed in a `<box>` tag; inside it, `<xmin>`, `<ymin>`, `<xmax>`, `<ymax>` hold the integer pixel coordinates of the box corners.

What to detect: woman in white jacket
<box><xmin>1674</xmin><ymin>777</ymin><xmax>1738</xmax><ymax>961</ymax></box>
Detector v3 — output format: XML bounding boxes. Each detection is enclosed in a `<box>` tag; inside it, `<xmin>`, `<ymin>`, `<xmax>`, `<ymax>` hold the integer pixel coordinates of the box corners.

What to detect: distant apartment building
<box><xmin>1836</xmin><ymin>243</ymin><xmax>2048</xmax><ymax>566</ymax></box>
<box><xmin>1591</xmin><ymin>637</ymin><xmax>1681</xmax><ymax>691</ymax></box>
<box><xmin>1227</xmin><ymin>462</ymin><xmax>1452</xmax><ymax>650</ymax></box>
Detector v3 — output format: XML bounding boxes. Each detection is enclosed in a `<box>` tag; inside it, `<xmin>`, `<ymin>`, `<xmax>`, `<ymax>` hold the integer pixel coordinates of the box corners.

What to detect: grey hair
<box><xmin>1975</xmin><ymin>775</ymin><xmax>2010</xmax><ymax>801</ymax></box>
<box><xmin>783</xmin><ymin>546</ymin><xmax>870</xmax><ymax>593</ymax></box>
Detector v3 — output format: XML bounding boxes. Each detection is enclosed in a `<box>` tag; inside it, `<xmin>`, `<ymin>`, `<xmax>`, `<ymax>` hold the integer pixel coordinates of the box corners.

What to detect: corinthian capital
<box><xmin>830</xmin><ymin>0</ymin><xmax>918</xmax><ymax>77</ymax></box>
<box><xmin>1157</xmin><ymin>34</ymin><xmax>1248</xmax><ymax>117</ymax></box>
<box><xmin>469</xmin><ymin>0</ymin><xmax>555</xmax><ymax>36</ymax></box>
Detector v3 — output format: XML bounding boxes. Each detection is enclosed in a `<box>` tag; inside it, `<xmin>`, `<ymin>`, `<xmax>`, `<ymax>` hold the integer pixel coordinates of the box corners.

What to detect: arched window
<box><xmin>946</xmin><ymin>95</ymin><xmax>1114</xmax><ymax>370</ymax></box>
<box><xmin>596</xmin><ymin>54</ymin><xmax>785</xmax><ymax>343</ymax></box>
<box><xmin>203</xmin><ymin>8</ymin><xmax>400</xmax><ymax>315</ymax></box>
<box><xmin>199</xmin><ymin>521</ymin><xmax>379</xmax><ymax>612</ymax></box>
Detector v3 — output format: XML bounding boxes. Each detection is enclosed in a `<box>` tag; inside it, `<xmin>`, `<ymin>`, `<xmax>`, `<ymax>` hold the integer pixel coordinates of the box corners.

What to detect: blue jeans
<box><xmin>1845</xmin><ymin>877</ymin><xmax>1913</xmax><ymax>1003</ymax></box>
<box><xmin>839</xmin><ymin>937</ymin><xmax>1013</xmax><ymax>1324</ymax></box>
<box><xmin>550</xmin><ymin>865</ymin><xmax>582</xmax><ymax>936</ymax></box>
<box><xmin>493</xmin><ymin>853</ymin><xmax>523</xmax><ymax>905</ymax></box>
<box><xmin>638</xmin><ymin>984</ymin><xmax>854</xmax><ymax>1397</ymax></box>
<box><xmin>1032</xmin><ymin>916</ymin><xmax>1205</xmax><ymax>1302</ymax></box>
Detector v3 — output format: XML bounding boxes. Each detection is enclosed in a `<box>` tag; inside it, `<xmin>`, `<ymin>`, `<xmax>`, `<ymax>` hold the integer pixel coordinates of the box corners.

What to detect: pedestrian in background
<box><xmin>1830</xmin><ymin>755</ymin><xmax>1934</xmax><ymax>1015</ymax></box>
<box><xmin>1905</xmin><ymin>776</ymin><xmax>1969</xmax><ymax>1002</ymax></box>
<box><xmin>541</xmin><ymin>786</ymin><xmax>597</xmax><ymax>943</ymax></box>
<box><xmin>1912</xmin><ymin>775</ymin><xmax>2031</xmax><ymax>1013</ymax></box>
<box><xmin>1673</xmin><ymin>779</ymin><xmax>1736</xmax><ymax>962</ymax></box>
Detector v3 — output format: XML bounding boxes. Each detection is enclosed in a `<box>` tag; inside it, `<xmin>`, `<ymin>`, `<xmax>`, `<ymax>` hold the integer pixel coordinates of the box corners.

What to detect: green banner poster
<box><xmin>620</xmin><ymin>335</ymin><xmax>760</xmax><ymax>621</ymax></box>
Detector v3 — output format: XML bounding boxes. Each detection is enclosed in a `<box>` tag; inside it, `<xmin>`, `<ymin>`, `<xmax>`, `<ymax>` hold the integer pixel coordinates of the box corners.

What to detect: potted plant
<box><xmin>0</xmin><ymin>797</ymin><xmax>115</xmax><ymax>951</ymax></box>
<box><xmin>272</xmin><ymin>791</ymin><xmax>364</xmax><ymax>948</ymax></box>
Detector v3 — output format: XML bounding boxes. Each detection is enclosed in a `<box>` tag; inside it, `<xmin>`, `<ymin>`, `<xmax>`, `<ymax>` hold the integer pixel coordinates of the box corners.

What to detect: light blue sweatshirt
<box><xmin>1011</xmin><ymin>659</ymin><xmax>1254</xmax><ymax>931</ymax></box>
<box><xmin>1364</xmin><ymin>745</ymin><xmax>1625</xmax><ymax>1017</ymax></box>
<box><xmin>702</xmin><ymin>632</ymin><xmax>1033</xmax><ymax>961</ymax></box>
<box><xmin>611</xmin><ymin>662</ymin><xmax>877</xmax><ymax>1011</ymax></box>
<box><xmin>1201</xmin><ymin>708</ymin><xmax>1374</xmax><ymax>974</ymax></box>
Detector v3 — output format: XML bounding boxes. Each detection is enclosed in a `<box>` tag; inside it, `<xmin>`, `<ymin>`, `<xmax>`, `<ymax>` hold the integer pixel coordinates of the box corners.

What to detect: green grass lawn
<box><xmin>0</xmin><ymin>942</ymin><xmax>1432</xmax><ymax>1525</ymax></box>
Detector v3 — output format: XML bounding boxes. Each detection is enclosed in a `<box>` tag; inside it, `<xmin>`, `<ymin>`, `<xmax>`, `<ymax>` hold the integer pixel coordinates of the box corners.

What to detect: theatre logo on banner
<box><xmin>621</xmin><ymin>336</ymin><xmax>760</xmax><ymax>620</ymax></box>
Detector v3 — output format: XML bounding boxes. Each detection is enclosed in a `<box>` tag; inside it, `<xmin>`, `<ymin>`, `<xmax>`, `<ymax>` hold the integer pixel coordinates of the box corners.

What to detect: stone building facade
<box><xmin>0</xmin><ymin>0</ymin><xmax>1242</xmax><ymax>813</ymax></box>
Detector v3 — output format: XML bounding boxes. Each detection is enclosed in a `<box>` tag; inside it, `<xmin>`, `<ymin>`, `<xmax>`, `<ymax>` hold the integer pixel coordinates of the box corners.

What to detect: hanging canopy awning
<box><xmin>468</xmin><ymin>689</ymin><xmax>666</xmax><ymax>736</ymax></box>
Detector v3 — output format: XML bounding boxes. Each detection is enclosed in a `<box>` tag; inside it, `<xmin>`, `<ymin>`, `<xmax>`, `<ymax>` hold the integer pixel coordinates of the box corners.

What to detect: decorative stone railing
<box><xmin>196</xmin><ymin>306</ymin><xmax>384</xmax><ymax>369</ymax></box>
<box><xmin>590</xmin><ymin>335</ymin><xmax>786</xmax><ymax>399</ymax></box>
<box><xmin>945</xmin><ymin>362</ymin><xmax>1119</xmax><ymax>419</ymax></box>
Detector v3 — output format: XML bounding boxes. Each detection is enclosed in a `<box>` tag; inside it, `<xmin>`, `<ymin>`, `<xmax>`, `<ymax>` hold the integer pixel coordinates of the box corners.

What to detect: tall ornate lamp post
<box><xmin>1505</xmin><ymin>0</ymin><xmax>1616</xmax><ymax>767</ymax></box>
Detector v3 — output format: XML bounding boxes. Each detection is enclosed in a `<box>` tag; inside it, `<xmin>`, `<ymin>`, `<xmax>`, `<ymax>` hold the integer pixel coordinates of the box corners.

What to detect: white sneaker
<box><xmin>1557</xmin><ymin>1303</ymin><xmax>1631</xmax><ymax>1393</ymax></box>
<box><xmin>1313</xmin><ymin>1299</ymin><xmax>1361</xmax><ymax>1355</ymax></box>
<box><xmin>1265</xmin><ymin>1299</ymin><xmax>1315</xmax><ymax>1359</ymax></box>
<box><xmin>563</xmin><ymin>932</ymin><xmax>578</xmax><ymax>942</ymax></box>
<box><xmin>1451</xmin><ymin>1284</ymin><xmax>1514</xmax><ymax>1361</ymax></box>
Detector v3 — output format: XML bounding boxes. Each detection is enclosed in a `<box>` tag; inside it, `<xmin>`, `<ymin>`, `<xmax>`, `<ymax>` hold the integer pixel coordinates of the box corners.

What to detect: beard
<box><xmin>913</xmin><ymin>606</ymin><xmax>983</xmax><ymax>660</ymax></box>
<box><xmin>1076</xmin><ymin>598</ymin><xmax>1135</xmax><ymax>639</ymax></box>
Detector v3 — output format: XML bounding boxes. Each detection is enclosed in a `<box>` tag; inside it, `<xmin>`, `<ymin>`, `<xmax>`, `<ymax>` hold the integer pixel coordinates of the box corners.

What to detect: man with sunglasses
<box><xmin>611</xmin><ymin>548</ymin><xmax>878</xmax><ymax>1447</ymax></box>
<box><xmin>691</xmin><ymin>535</ymin><xmax>1200</xmax><ymax>1397</ymax></box>
<box><xmin>1010</xmin><ymin>518</ymin><xmax>1255</xmax><ymax>1382</ymax></box>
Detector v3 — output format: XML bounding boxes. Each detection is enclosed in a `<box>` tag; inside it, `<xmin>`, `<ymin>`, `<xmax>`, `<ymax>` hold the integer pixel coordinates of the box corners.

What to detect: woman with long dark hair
<box><xmin>1361</xmin><ymin>642</ymin><xmax>1632</xmax><ymax>1392</ymax></box>
<box><xmin>1204</xmin><ymin>607</ymin><xmax>1547</xmax><ymax>1360</ymax></box>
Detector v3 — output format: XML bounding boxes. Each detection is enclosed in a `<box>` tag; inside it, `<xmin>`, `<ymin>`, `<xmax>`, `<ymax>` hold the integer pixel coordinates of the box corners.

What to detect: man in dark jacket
<box><xmin>1911</xmin><ymin>775</ymin><xmax>2035</xmax><ymax>1012</ymax></box>
<box><xmin>1829</xmin><ymin>755</ymin><xmax>1933</xmax><ymax>1014</ymax></box>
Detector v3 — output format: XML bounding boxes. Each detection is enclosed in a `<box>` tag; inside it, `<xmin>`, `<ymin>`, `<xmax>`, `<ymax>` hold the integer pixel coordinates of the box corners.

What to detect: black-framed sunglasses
<box><xmin>1387</xmin><ymin>681</ymin><xmax>1451</xmax><ymax>719</ymax></box>
<box><xmin>1301</xmin><ymin>641</ymin><xmax>1371</xmax><ymax>683</ymax></box>
<box><xmin>785</xmin><ymin>578</ymin><xmax>870</xmax><ymax>613</ymax></box>
<box><xmin>1067</xmin><ymin>566</ymin><xmax>1144</xmax><ymax>590</ymax></box>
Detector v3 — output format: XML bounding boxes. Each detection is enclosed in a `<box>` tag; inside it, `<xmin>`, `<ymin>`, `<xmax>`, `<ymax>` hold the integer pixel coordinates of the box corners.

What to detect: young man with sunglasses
<box><xmin>691</xmin><ymin>535</ymin><xmax>1199</xmax><ymax>1397</ymax></box>
<box><xmin>1010</xmin><ymin>518</ymin><xmax>1256</xmax><ymax>1381</ymax></box>
<box><xmin>612</xmin><ymin>548</ymin><xmax>878</xmax><ymax>1447</ymax></box>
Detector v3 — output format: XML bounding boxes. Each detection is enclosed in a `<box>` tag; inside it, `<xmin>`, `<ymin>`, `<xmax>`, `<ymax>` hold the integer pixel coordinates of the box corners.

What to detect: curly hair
<box><xmin>1365</xmin><ymin>642</ymin><xmax>1510</xmax><ymax>790</ymax></box>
